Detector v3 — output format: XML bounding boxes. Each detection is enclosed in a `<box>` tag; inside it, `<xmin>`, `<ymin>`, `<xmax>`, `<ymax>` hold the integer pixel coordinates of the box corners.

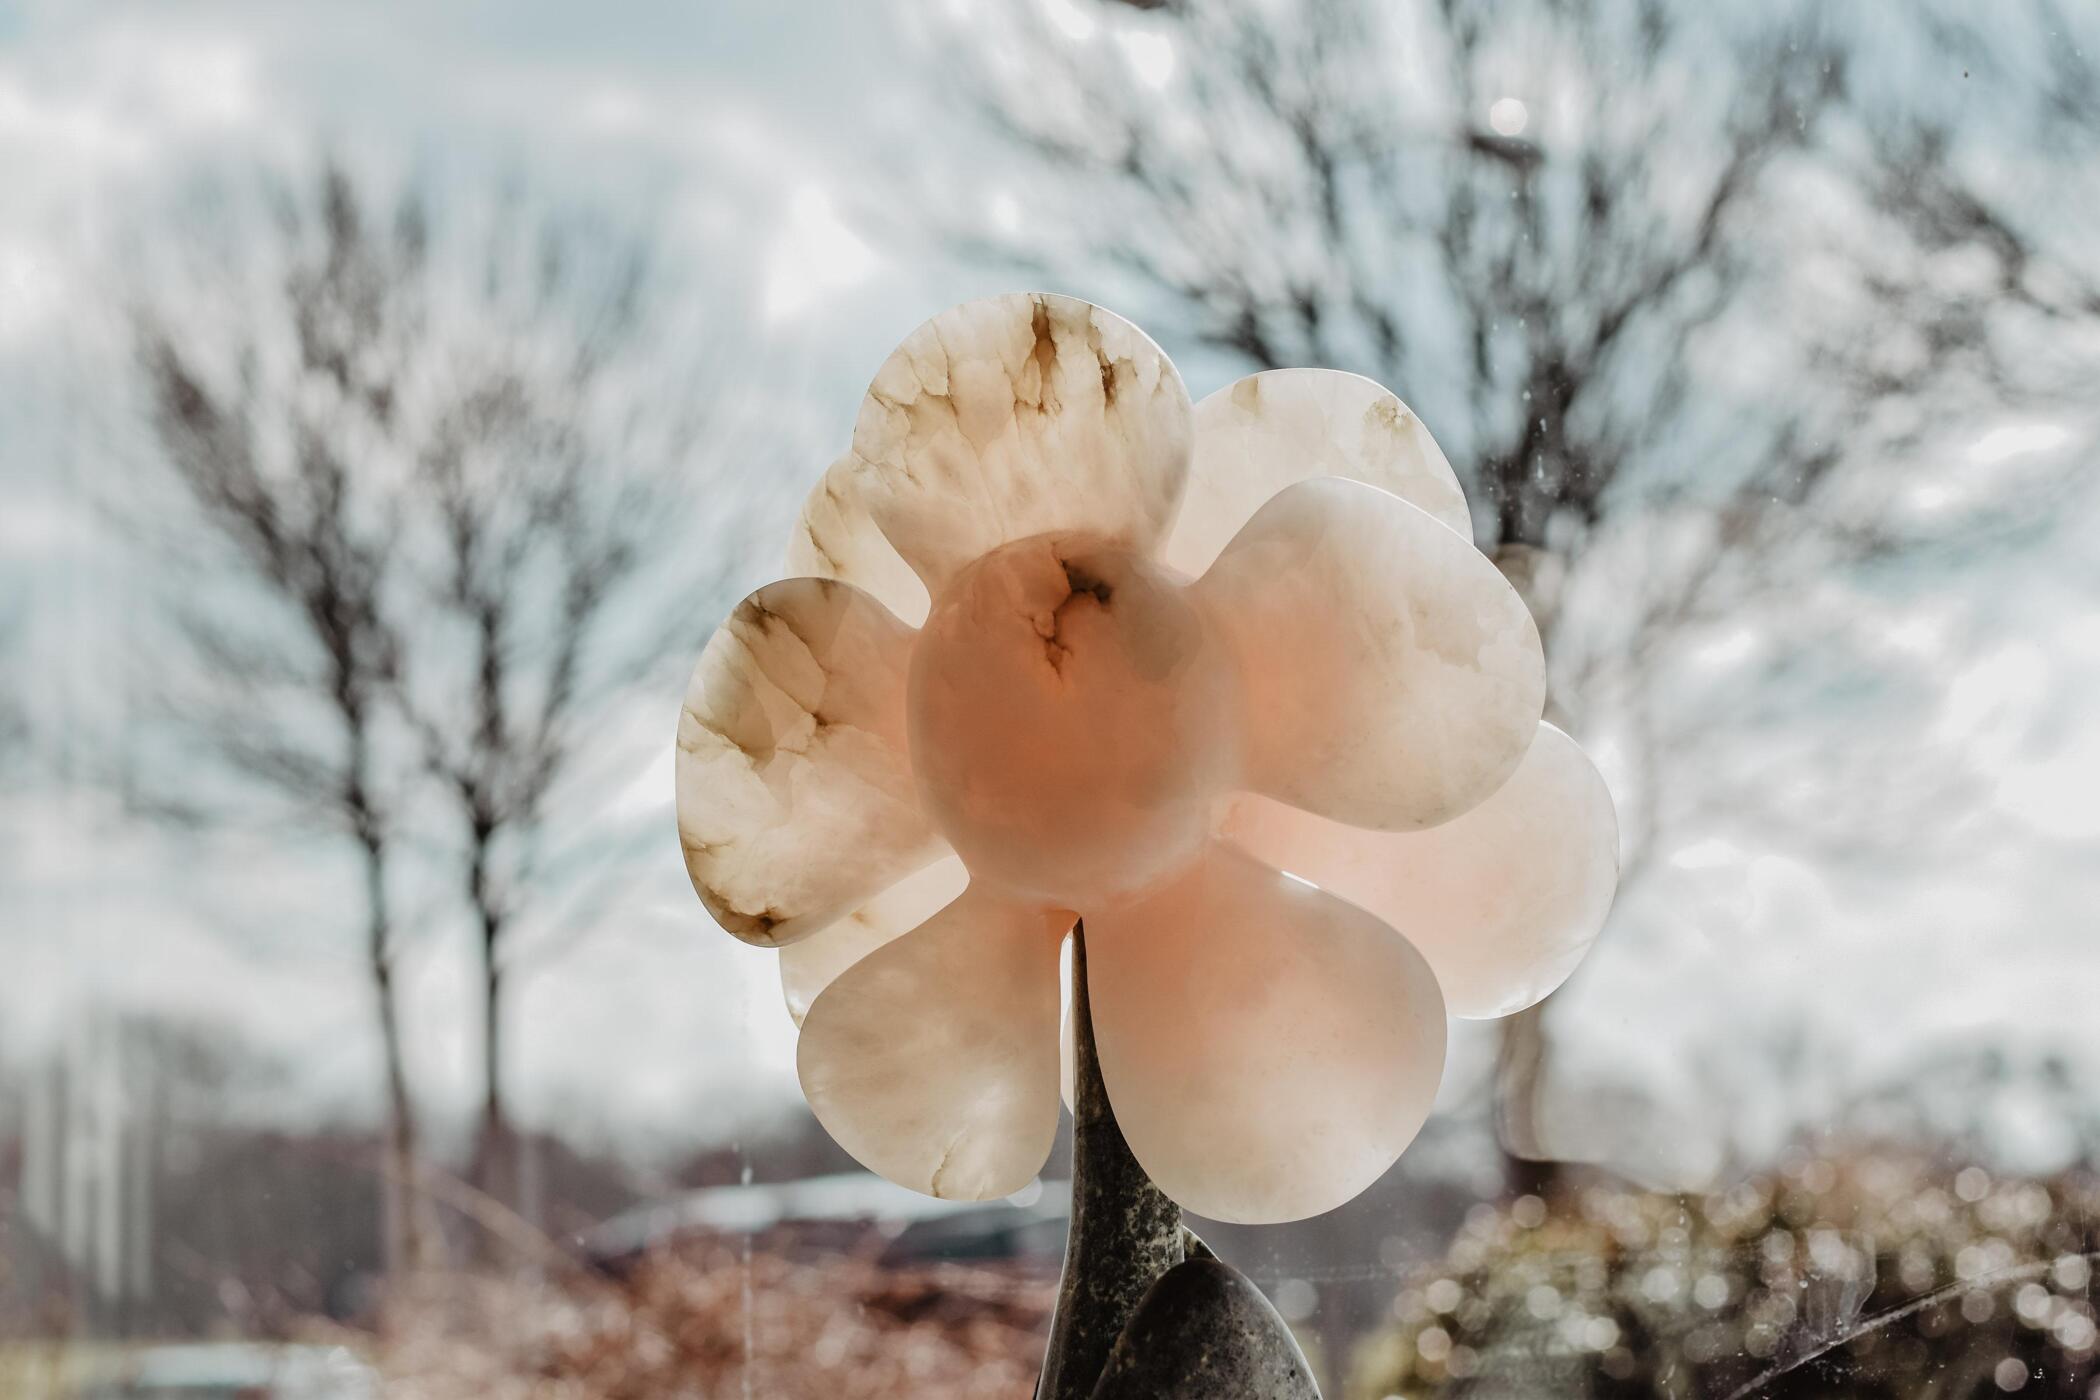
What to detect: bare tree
<box><xmin>389</xmin><ymin>197</ymin><xmax>704</xmax><ymax>1212</ymax></box>
<box><xmin>934</xmin><ymin>0</ymin><xmax>2100</xmax><ymax>1190</ymax></box>
<box><xmin>944</xmin><ymin>1</ymin><xmax>1864</xmax><ymax>545</ymax></box>
<box><xmin>135</xmin><ymin>171</ymin><xmax>431</xmax><ymax>1267</ymax></box>
<box><xmin>133</xmin><ymin>159</ymin><xmax>720</xmax><ymax>1250</ymax></box>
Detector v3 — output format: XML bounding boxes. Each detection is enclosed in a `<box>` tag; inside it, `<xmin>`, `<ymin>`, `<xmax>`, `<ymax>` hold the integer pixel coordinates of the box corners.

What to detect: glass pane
<box><xmin>3</xmin><ymin>1</ymin><xmax>2094</xmax><ymax>1396</ymax></box>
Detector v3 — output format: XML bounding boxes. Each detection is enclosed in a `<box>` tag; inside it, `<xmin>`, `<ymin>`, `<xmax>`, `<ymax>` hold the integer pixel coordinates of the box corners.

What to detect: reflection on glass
<box><xmin>3</xmin><ymin>0</ymin><xmax>2098</xmax><ymax>1395</ymax></box>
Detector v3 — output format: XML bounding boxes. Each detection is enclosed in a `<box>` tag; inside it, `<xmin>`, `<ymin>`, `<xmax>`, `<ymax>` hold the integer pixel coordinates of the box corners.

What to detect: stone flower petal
<box><xmin>1220</xmin><ymin>723</ymin><xmax>1619</xmax><ymax>1019</ymax></box>
<box><xmin>843</xmin><ymin>293</ymin><xmax>1192</xmax><ymax>599</ymax></box>
<box><xmin>677</xmin><ymin>577</ymin><xmax>944</xmax><ymax>946</ymax></box>
<box><xmin>797</xmin><ymin>885</ymin><xmax>1070</xmax><ymax>1200</ymax></box>
<box><xmin>1194</xmin><ymin>476</ymin><xmax>1544</xmax><ymax>832</ymax></box>
<box><xmin>786</xmin><ymin>453</ymin><xmax>933</xmax><ymax>627</ymax></box>
<box><xmin>1163</xmin><ymin>369</ymin><xmax>1471</xmax><ymax>577</ymax></box>
<box><xmin>1086</xmin><ymin>844</ymin><xmax>1446</xmax><ymax>1224</ymax></box>
<box><xmin>779</xmin><ymin>855</ymin><xmax>971</xmax><ymax>1026</ymax></box>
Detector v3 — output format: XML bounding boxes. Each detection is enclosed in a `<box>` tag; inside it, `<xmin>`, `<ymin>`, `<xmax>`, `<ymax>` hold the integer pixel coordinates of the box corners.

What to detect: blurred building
<box><xmin>7</xmin><ymin>1020</ymin><xmax>157</xmax><ymax>1336</ymax></box>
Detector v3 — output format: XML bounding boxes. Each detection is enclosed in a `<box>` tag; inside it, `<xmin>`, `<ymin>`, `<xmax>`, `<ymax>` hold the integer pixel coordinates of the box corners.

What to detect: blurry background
<box><xmin>2</xmin><ymin>1</ymin><xmax>2097</xmax><ymax>1396</ymax></box>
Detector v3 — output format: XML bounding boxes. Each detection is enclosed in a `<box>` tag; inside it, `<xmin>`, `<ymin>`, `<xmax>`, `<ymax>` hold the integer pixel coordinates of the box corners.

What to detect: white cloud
<box><xmin>0</xmin><ymin>27</ymin><xmax>260</xmax><ymax>172</ymax></box>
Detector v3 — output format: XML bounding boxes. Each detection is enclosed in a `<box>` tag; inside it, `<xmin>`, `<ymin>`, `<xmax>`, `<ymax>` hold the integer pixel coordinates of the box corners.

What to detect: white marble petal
<box><xmin>779</xmin><ymin>855</ymin><xmax>971</xmax><ymax>1026</ymax></box>
<box><xmin>797</xmin><ymin>886</ymin><xmax>1069</xmax><ymax>1200</ymax></box>
<box><xmin>1194</xmin><ymin>476</ymin><xmax>1545</xmax><ymax>832</ymax></box>
<box><xmin>676</xmin><ymin>578</ymin><xmax>944</xmax><ymax>946</ymax></box>
<box><xmin>1086</xmin><ymin>844</ymin><xmax>1447</xmax><ymax>1224</ymax></box>
<box><xmin>1164</xmin><ymin>369</ymin><xmax>1471</xmax><ymax>577</ymax></box>
<box><xmin>843</xmin><ymin>293</ymin><xmax>1192</xmax><ymax>599</ymax></box>
<box><xmin>1220</xmin><ymin>723</ymin><xmax>1620</xmax><ymax>1019</ymax></box>
<box><xmin>786</xmin><ymin>453</ymin><xmax>933</xmax><ymax>627</ymax></box>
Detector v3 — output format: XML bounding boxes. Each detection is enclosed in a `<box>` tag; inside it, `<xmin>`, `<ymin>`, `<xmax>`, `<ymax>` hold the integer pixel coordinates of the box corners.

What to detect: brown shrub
<box><xmin>377</xmin><ymin>1245</ymin><xmax>1054</xmax><ymax>1400</ymax></box>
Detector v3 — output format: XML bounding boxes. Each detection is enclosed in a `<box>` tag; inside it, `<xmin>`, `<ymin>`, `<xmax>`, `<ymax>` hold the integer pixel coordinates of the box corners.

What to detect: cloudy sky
<box><xmin>0</xmin><ymin>0</ymin><xmax>954</xmax><ymax>1151</ymax></box>
<box><xmin>4</xmin><ymin>0</ymin><xmax>2097</xmax><ymax>1183</ymax></box>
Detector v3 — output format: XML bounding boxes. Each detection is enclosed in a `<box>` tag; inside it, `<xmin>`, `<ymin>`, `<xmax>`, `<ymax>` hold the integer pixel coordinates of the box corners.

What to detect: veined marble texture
<box><xmin>678</xmin><ymin>293</ymin><xmax>1619</xmax><ymax>1224</ymax></box>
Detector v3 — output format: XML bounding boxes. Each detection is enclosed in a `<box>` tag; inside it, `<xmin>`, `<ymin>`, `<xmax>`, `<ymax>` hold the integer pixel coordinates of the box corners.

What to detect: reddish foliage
<box><xmin>378</xmin><ymin>1246</ymin><xmax>1055</xmax><ymax>1400</ymax></box>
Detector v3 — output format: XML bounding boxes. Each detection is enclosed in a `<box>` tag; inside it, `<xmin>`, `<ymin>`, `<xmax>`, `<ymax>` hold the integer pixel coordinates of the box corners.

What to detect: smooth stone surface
<box><xmin>1086</xmin><ymin>843</ymin><xmax>1446</xmax><ymax>1225</ymax></box>
<box><xmin>1088</xmin><ymin>1259</ymin><xmax>1321</xmax><ymax>1400</ymax></box>
<box><xmin>1164</xmin><ymin>367</ymin><xmax>1470</xmax><ymax>577</ymax></box>
<box><xmin>676</xmin><ymin>578</ymin><xmax>942</xmax><ymax>945</ymax></box>
<box><xmin>1221</xmin><ymin>723</ymin><xmax>1621</xmax><ymax>1019</ymax></box>
<box><xmin>778</xmin><ymin>854</ymin><xmax>970</xmax><ymax>1025</ymax></box>
<box><xmin>910</xmin><ymin>535</ymin><xmax>1238</xmax><ymax>906</ymax></box>
<box><xmin>798</xmin><ymin>885</ymin><xmax>1069</xmax><ymax>1200</ymax></box>
<box><xmin>1194</xmin><ymin>476</ymin><xmax>1544</xmax><ymax>833</ymax></box>
<box><xmin>844</xmin><ymin>292</ymin><xmax>1192</xmax><ymax>601</ymax></box>
<box><xmin>786</xmin><ymin>452</ymin><xmax>933</xmax><ymax>626</ymax></box>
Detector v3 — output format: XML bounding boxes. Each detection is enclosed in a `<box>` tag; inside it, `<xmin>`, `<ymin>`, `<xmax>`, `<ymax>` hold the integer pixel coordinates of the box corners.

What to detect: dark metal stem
<box><xmin>1036</xmin><ymin>922</ymin><xmax>1186</xmax><ymax>1400</ymax></box>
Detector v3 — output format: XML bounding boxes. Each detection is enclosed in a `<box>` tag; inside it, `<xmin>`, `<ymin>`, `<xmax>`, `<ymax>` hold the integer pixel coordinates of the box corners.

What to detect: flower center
<box><xmin>909</xmin><ymin>534</ymin><xmax>1238</xmax><ymax>907</ymax></box>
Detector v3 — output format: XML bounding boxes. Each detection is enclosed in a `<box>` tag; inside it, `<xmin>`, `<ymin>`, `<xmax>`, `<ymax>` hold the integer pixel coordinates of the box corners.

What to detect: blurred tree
<box><xmin>133</xmin><ymin>160</ymin><xmax>718</xmax><ymax>1250</ymax></box>
<box><xmin>136</xmin><ymin>178</ymin><xmax>433</xmax><ymax>1268</ymax></box>
<box><xmin>389</xmin><ymin>186</ymin><xmax>703</xmax><ymax>1216</ymax></box>
<box><xmin>936</xmin><ymin>0</ymin><xmax>2100</xmax><ymax>1192</ymax></box>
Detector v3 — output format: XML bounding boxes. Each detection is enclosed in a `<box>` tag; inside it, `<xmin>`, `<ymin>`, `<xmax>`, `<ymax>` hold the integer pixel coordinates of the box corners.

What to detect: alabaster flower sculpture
<box><xmin>678</xmin><ymin>294</ymin><xmax>1618</xmax><ymax>1226</ymax></box>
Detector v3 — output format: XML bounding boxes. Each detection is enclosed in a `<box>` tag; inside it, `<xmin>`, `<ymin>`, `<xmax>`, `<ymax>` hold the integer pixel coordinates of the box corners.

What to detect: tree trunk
<box><xmin>362</xmin><ymin>832</ymin><xmax>430</xmax><ymax>1272</ymax></box>
<box><xmin>1037</xmin><ymin>924</ymin><xmax>1186</xmax><ymax>1400</ymax></box>
<box><xmin>473</xmin><ymin>897</ymin><xmax>514</xmax><ymax>1214</ymax></box>
<box><xmin>1490</xmin><ymin>544</ymin><xmax>1569</xmax><ymax>1200</ymax></box>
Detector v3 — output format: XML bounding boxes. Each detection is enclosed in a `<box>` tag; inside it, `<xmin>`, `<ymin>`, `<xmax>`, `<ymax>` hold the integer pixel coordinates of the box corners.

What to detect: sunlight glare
<box><xmin>1489</xmin><ymin>96</ymin><xmax>1529</xmax><ymax>137</ymax></box>
<box><xmin>0</xmin><ymin>240</ymin><xmax>61</xmax><ymax>347</ymax></box>
<box><xmin>1041</xmin><ymin>0</ymin><xmax>1098</xmax><ymax>43</ymax></box>
<box><xmin>1688</xmin><ymin>624</ymin><xmax>1759</xmax><ymax>672</ymax></box>
<box><xmin>762</xmin><ymin>184</ymin><xmax>878</xmax><ymax>323</ymax></box>
<box><xmin>581</xmin><ymin>85</ymin><xmax>650</xmax><ymax>134</ymax></box>
<box><xmin>1968</xmin><ymin>420</ymin><xmax>2070</xmax><ymax>464</ymax></box>
<box><xmin>1118</xmin><ymin>30</ymin><xmax>1178</xmax><ymax>89</ymax></box>
<box><xmin>612</xmin><ymin>741</ymin><xmax>675</xmax><ymax>822</ymax></box>
<box><xmin>1999</xmin><ymin>735</ymin><xmax>2100</xmax><ymax>842</ymax></box>
<box><xmin>1670</xmin><ymin>837</ymin><xmax>1743</xmax><ymax>872</ymax></box>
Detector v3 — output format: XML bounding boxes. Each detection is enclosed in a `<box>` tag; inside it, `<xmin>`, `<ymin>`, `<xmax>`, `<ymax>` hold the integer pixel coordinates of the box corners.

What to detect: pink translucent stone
<box><xmin>836</xmin><ymin>293</ymin><xmax>1192</xmax><ymax>601</ymax></box>
<box><xmin>797</xmin><ymin>885</ymin><xmax>1069</xmax><ymax>1200</ymax></box>
<box><xmin>1086</xmin><ymin>844</ymin><xmax>1447</xmax><ymax>1223</ymax></box>
<box><xmin>908</xmin><ymin>535</ymin><xmax>1238</xmax><ymax>907</ymax></box>
<box><xmin>779</xmin><ymin>855</ymin><xmax>971</xmax><ymax>1026</ymax></box>
<box><xmin>677</xmin><ymin>294</ymin><xmax>1622</xmax><ymax>1224</ymax></box>
<box><xmin>1164</xmin><ymin>368</ymin><xmax>1471</xmax><ymax>577</ymax></box>
<box><xmin>1195</xmin><ymin>476</ymin><xmax>1545</xmax><ymax>832</ymax></box>
<box><xmin>1221</xmin><ymin>723</ymin><xmax>1620</xmax><ymax>1019</ymax></box>
<box><xmin>676</xmin><ymin>578</ymin><xmax>943</xmax><ymax>945</ymax></box>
